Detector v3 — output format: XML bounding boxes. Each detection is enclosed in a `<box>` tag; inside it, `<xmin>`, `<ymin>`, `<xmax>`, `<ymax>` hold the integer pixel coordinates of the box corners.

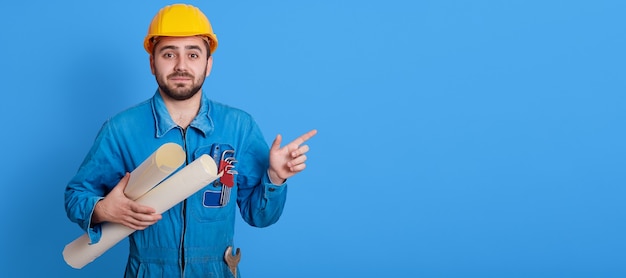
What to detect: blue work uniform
<box><xmin>65</xmin><ymin>91</ymin><xmax>288</xmax><ymax>277</ymax></box>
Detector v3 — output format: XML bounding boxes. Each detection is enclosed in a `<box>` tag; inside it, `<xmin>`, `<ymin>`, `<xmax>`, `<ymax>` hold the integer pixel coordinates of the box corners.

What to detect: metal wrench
<box><xmin>224</xmin><ymin>246</ymin><xmax>241</xmax><ymax>277</ymax></box>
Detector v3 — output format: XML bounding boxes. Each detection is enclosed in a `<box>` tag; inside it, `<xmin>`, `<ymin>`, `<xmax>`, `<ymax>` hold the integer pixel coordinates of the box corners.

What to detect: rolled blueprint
<box><xmin>124</xmin><ymin>142</ymin><xmax>186</xmax><ymax>200</ymax></box>
<box><xmin>63</xmin><ymin>154</ymin><xmax>221</xmax><ymax>269</ymax></box>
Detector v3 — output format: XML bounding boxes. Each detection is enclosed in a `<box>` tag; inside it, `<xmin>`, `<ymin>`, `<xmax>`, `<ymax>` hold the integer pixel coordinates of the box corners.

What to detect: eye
<box><xmin>189</xmin><ymin>53</ymin><xmax>199</xmax><ymax>59</ymax></box>
<box><xmin>163</xmin><ymin>53</ymin><xmax>175</xmax><ymax>59</ymax></box>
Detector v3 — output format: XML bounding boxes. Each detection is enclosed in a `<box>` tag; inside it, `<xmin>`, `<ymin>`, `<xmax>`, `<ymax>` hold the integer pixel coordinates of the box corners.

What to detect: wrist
<box><xmin>91</xmin><ymin>199</ymin><xmax>105</xmax><ymax>225</ymax></box>
<box><xmin>267</xmin><ymin>169</ymin><xmax>286</xmax><ymax>185</ymax></box>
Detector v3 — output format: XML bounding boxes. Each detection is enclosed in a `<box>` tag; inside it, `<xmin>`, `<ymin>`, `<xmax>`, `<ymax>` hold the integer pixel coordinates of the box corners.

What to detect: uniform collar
<box><xmin>151</xmin><ymin>90</ymin><xmax>214</xmax><ymax>138</ymax></box>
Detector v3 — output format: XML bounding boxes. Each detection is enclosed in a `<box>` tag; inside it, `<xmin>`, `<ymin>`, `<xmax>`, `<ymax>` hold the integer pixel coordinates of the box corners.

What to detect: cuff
<box><xmin>86</xmin><ymin>197</ymin><xmax>104</xmax><ymax>244</ymax></box>
<box><xmin>263</xmin><ymin>171</ymin><xmax>287</xmax><ymax>195</ymax></box>
<box><xmin>266</xmin><ymin>169</ymin><xmax>286</xmax><ymax>186</ymax></box>
<box><xmin>87</xmin><ymin>225</ymin><xmax>103</xmax><ymax>245</ymax></box>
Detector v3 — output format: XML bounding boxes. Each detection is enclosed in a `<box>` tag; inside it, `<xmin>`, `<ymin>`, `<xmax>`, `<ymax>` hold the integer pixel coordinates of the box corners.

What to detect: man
<box><xmin>65</xmin><ymin>3</ymin><xmax>316</xmax><ymax>277</ymax></box>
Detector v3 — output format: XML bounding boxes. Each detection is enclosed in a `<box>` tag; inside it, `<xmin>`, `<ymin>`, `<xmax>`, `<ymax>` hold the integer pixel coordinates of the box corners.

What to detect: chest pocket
<box><xmin>189</xmin><ymin>143</ymin><xmax>238</xmax><ymax>222</ymax></box>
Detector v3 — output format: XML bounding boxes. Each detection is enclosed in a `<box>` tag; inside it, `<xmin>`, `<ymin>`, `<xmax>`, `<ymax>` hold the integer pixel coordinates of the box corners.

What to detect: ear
<box><xmin>205</xmin><ymin>56</ymin><xmax>213</xmax><ymax>77</ymax></box>
<box><xmin>149</xmin><ymin>55</ymin><xmax>156</xmax><ymax>75</ymax></box>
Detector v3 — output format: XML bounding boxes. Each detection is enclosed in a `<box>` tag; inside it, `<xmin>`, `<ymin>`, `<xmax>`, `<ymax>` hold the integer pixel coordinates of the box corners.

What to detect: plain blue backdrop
<box><xmin>1</xmin><ymin>0</ymin><xmax>624</xmax><ymax>277</ymax></box>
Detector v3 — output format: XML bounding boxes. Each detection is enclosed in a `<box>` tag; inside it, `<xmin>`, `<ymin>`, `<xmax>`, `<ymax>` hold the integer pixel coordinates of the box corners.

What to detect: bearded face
<box><xmin>155</xmin><ymin>66</ymin><xmax>207</xmax><ymax>101</ymax></box>
<box><xmin>151</xmin><ymin>36</ymin><xmax>212</xmax><ymax>101</ymax></box>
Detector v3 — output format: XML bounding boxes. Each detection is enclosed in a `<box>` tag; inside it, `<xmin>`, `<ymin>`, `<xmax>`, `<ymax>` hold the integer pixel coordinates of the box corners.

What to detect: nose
<box><xmin>174</xmin><ymin>57</ymin><xmax>187</xmax><ymax>72</ymax></box>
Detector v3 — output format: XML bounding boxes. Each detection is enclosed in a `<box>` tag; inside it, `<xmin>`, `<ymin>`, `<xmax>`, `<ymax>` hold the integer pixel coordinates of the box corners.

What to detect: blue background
<box><xmin>1</xmin><ymin>0</ymin><xmax>625</xmax><ymax>277</ymax></box>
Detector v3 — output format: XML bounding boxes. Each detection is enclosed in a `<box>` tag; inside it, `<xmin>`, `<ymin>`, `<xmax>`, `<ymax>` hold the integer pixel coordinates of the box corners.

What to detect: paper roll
<box><xmin>124</xmin><ymin>143</ymin><xmax>186</xmax><ymax>200</ymax></box>
<box><xmin>63</xmin><ymin>154</ymin><xmax>221</xmax><ymax>269</ymax></box>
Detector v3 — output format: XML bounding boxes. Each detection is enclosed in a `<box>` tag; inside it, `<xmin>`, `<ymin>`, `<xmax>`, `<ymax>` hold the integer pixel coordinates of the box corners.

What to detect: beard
<box><xmin>155</xmin><ymin>68</ymin><xmax>207</xmax><ymax>101</ymax></box>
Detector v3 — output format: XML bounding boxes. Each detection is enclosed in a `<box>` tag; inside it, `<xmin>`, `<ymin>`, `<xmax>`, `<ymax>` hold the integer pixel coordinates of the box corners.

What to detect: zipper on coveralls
<box><xmin>179</xmin><ymin>127</ymin><xmax>189</xmax><ymax>277</ymax></box>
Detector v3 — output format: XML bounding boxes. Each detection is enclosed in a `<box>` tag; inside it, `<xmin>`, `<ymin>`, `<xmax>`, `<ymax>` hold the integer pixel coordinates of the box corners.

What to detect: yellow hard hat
<box><xmin>144</xmin><ymin>4</ymin><xmax>218</xmax><ymax>54</ymax></box>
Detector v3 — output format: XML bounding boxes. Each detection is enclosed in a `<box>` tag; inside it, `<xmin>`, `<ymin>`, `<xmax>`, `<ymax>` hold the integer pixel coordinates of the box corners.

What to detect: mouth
<box><xmin>168</xmin><ymin>74</ymin><xmax>193</xmax><ymax>82</ymax></box>
<box><xmin>170</xmin><ymin>77</ymin><xmax>191</xmax><ymax>82</ymax></box>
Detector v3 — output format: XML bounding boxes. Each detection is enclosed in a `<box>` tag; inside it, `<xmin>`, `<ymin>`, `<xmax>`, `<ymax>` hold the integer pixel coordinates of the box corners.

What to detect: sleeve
<box><xmin>236</xmin><ymin>119</ymin><xmax>288</xmax><ymax>228</ymax></box>
<box><xmin>64</xmin><ymin>120</ymin><xmax>126</xmax><ymax>244</ymax></box>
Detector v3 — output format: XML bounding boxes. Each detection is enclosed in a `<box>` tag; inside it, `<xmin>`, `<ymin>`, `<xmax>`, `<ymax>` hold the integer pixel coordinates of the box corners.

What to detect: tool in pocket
<box><xmin>218</xmin><ymin>150</ymin><xmax>237</xmax><ymax>206</ymax></box>
<box><xmin>224</xmin><ymin>246</ymin><xmax>241</xmax><ymax>277</ymax></box>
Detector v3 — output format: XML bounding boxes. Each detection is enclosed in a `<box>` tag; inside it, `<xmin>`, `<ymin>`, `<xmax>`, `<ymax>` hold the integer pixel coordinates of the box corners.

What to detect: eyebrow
<box><xmin>158</xmin><ymin>45</ymin><xmax>204</xmax><ymax>53</ymax></box>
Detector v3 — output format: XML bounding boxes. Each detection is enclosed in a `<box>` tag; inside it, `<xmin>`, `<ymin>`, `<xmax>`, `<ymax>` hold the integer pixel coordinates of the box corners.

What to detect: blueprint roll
<box><xmin>124</xmin><ymin>142</ymin><xmax>186</xmax><ymax>200</ymax></box>
<box><xmin>63</xmin><ymin>154</ymin><xmax>221</xmax><ymax>269</ymax></box>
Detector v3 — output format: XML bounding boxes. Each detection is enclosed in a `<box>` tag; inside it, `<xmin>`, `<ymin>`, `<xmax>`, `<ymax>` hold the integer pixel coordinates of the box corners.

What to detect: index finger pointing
<box><xmin>291</xmin><ymin>129</ymin><xmax>318</xmax><ymax>146</ymax></box>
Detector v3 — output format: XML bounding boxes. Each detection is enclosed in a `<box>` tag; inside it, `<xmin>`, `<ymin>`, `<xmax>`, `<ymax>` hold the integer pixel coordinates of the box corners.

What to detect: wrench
<box><xmin>224</xmin><ymin>246</ymin><xmax>241</xmax><ymax>277</ymax></box>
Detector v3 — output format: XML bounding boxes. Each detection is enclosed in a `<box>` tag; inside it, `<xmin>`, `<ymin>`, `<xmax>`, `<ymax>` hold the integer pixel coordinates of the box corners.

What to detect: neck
<box><xmin>160</xmin><ymin>90</ymin><xmax>202</xmax><ymax>129</ymax></box>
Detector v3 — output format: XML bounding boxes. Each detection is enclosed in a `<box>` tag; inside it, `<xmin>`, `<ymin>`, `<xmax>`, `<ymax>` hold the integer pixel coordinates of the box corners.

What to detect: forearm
<box><xmin>65</xmin><ymin>186</ymin><xmax>105</xmax><ymax>244</ymax></box>
<box><xmin>237</xmin><ymin>172</ymin><xmax>288</xmax><ymax>227</ymax></box>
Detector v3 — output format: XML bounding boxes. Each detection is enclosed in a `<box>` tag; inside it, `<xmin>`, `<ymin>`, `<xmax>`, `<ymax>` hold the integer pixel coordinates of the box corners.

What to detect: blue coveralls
<box><xmin>65</xmin><ymin>91</ymin><xmax>288</xmax><ymax>277</ymax></box>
